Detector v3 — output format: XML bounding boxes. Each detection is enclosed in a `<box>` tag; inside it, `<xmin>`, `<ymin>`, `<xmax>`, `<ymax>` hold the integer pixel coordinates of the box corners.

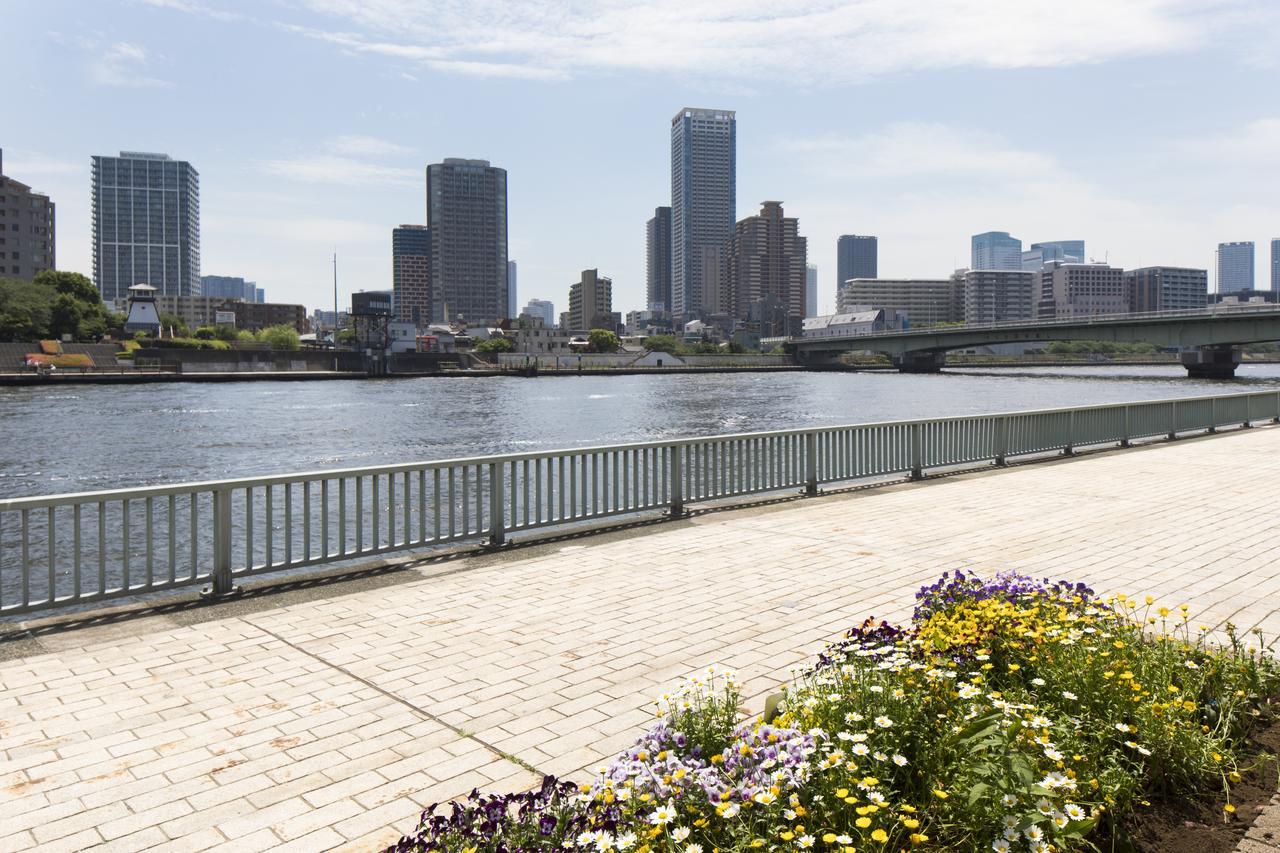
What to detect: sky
<box><xmin>2</xmin><ymin>0</ymin><xmax>1279</xmax><ymax>316</ymax></box>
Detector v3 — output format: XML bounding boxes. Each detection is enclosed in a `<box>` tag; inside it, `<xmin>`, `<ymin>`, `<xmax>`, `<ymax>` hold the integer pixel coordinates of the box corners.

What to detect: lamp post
<box><xmin>332</xmin><ymin>252</ymin><xmax>339</xmax><ymax>372</ymax></box>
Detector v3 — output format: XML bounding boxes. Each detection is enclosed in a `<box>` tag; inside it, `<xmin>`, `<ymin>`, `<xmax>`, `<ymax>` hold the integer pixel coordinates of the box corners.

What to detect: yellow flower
<box><xmin>1224</xmin><ymin>803</ymin><xmax>1236</xmax><ymax>815</ymax></box>
<box><xmin>910</xmin><ymin>833</ymin><xmax>929</xmax><ymax>844</ymax></box>
<box><xmin>856</xmin><ymin>817</ymin><xmax>872</xmax><ymax>828</ymax></box>
<box><xmin>932</xmin><ymin>789</ymin><xmax>949</xmax><ymax>800</ymax></box>
<box><xmin>871</xmin><ymin>828</ymin><xmax>889</xmax><ymax>843</ymax></box>
<box><xmin>823</xmin><ymin>833</ymin><xmax>837</xmax><ymax>843</ymax></box>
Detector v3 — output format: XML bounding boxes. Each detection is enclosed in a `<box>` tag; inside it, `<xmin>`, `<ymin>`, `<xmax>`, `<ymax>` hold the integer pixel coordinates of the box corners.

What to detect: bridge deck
<box><xmin>4</xmin><ymin>427</ymin><xmax>1280</xmax><ymax>850</ymax></box>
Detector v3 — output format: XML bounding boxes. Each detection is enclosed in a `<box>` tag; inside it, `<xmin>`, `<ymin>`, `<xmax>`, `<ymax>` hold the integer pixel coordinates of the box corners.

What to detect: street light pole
<box><xmin>332</xmin><ymin>251</ymin><xmax>338</xmax><ymax>372</ymax></box>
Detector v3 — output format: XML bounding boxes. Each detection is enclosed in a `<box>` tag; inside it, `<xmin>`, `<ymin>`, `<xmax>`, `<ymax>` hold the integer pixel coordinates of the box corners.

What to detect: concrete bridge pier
<box><xmin>1181</xmin><ymin>345</ymin><xmax>1241</xmax><ymax>379</ymax></box>
<box><xmin>892</xmin><ymin>350</ymin><xmax>947</xmax><ymax>373</ymax></box>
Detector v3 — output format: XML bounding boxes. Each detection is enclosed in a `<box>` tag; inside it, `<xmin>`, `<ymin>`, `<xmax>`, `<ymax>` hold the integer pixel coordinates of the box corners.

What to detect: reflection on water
<box><xmin>2</xmin><ymin>366</ymin><xmax>1279</xmax><ymax>498</ymax></box>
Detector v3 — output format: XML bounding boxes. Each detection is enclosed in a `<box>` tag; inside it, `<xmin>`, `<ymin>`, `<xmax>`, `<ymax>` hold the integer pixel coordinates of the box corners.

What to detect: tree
<box><xmin>256</xmin><ymin>324</ymin><xmax>301</xmax><ymax>350</ymax></box>
<box><xmin>35</xmin><ymin>270</ymin><xmax>100</xmax><ymax>305</ymax></box>
<box><xmin>49</xmin><ymin>294</ymin><xmax>85</xmax><ymax>340</ymax></box>
<box><xmin>159</xmin><ymin>314</ymin><xmax>189</xmax><ymax>336</ymax></box>
<box><xmin>587</xmin><ymin>328</ymin><xmax>621</xmax><ymax>353</ymax></box>
<box><xmin>0</xmin><ymin>276</ymin><xmax>55</xmax><ymax>341</ymax></box>
<box><xmin>475</xmin><ymin>336</ymin><xmax>515</xmax><ymax>354</ymax></box>
<box><xmin>641</xmin><ymin>333</ymin><xmax>682</xmax><ymax>354</ymax></box>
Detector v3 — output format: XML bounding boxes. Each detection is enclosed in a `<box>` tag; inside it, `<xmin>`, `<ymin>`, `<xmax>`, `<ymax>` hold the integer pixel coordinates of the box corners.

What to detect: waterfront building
<box><xmin>392</xmin><ymin>225</ymin><xmax>430</xmax><ymax>326</ymax></box>
<box><xmin>720</xmin><ymin>201</ymin><xmax>807</xmax><ymax>337</ymax></box>
<box><xmin>228</xmin><ymin>300</ymin><xmax>308</xmax><ymax>332</ymax></box>
<box><xmin>646</xmin><ymin>206</ymin><xmax>672</xmax><ymax>312</ymax></box>
<box><xmin>111</xmin><ymin>293</ymin><xmax>231</xmax><ymax>329</ymax></box>
<box><xmin>567</xmin><ymin>269</ymin><xmax>614</xmax><ymax>331</ymax></box>
<box><xmin>836</xmin><ymin>235</ymin><xmax>877</xmax><ymax>288</ymax></box>
<box><xmin>0</xmin><ymin>149</ymin><xmax>56</xmax><ymax>281</ymax></box>
<box><xmin>971</xmin><ymin>231</ymin><xmax>1023</xmax><ymax>271</ymax></box>
<box><xmin>1272</xmin><ymin>239</ymin><xmax>1279</xmax><ymax>292</ymax></box>
<box><xmin>1124</xmin><ymin>267</ymin><xmax>1208</xmax><ymax>312</ymax></box>
<box><xmin>838</xmin><ymin>278</ymin><xmax>963</xmax><ymax>327</ymax></box>
<box><xmin>670</xmin><ymin>108</ymin><xmax>736</xmax><ymax>322</ymax></box>
<box><xmin>201</xmin><ymin>275</ymin><xmax>262</xmax><ymax>303</ymax></box>
<box><xmin>625</xmin><ymin>309</ymin><xmax>671</xmax><ymax>335</ymax></box>
<box><xmin>1037</xmin><ymin>261</ymin><xmax>1127</xmax><ymax>319</ymax></box>
<box><xmin>521</xmin><ymin>298</ymin><xmax>556</xmax><ymax>327</ymax></box>
<box><xmin>1216</xmin><ymin>241</ymin><xmax>1254</xmax><ymax>294</ymax></box>
<box><xmin>806</xmin><ymin>263</ymin><xmax>818</xmax><ymax>318</ymax></box>
<box><xmin>426</xmin><ymin>158</ymin><xmax>508</xmax><ymax>324</ymax></box>
<box><xmin>507</xmin><ymin>260</ymin><xmax>518</xmax><ymax>320</ymax></box>
<box><xmin>964</xmin><ymin>269</ymin><xmax>1037</xmax><ymax>324</ymax></box>
<box><xmin>802</xmin><ymin>309</ymin><xmax>906</xmax><ymax>339</ymax></box>
<box><xmin>92</xmin><ymin>151</ymin><xmax>200</xmax><ymax>302</ymax></box>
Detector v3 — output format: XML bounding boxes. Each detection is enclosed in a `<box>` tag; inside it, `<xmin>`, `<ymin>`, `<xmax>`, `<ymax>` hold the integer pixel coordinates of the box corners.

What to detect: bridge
<box><xmin>787</xmin><ymin>306</ymin><xmax>1280</xmax><ymax>377</ymax></box>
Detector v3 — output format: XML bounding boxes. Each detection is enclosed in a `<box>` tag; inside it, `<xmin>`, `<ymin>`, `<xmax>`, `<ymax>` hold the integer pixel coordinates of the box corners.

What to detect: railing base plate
<box><xmin>200</xmin><ymin>585</ymin><xmax>243</xmax><ymax>602</ymax></box>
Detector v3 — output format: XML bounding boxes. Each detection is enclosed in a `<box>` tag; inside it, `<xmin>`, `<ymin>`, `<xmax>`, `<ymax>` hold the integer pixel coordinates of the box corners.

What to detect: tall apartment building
<box><xmin>671</xmin><ymin>108</ymin><xmax>735</xmax><ymax>321</ymax></box>
<box><xmin>1037</xmin><ymin>262</ymin><xmax>1127</xmax><ymax>319</ymax></box>
<box><xmin>645</xmin><ymin>206</ymin><xmax>672</xmax><ymax>312</ymax></box>
<box><xmin>1216</xmin><ymin>241</ymin><xmax>1254</xmax><ymax>294</ymax></box>
<box><xmin>806</xmin><ymin>264</ymin><xmax>818</xmax><ymax>318</ymax></box>
<box><xmin>201</xmin><ymin>275</ymin><xmax>262</xmax><ymax>303</ymax></box>
<box><xmin>1271</xmin><ymin>239</ymin><xmax>1279</xmax><ymax>292</ymax></box>
<box><xmin>971</xmin><ymin>231</ymin><xmax>1023</xmax><ymax>271</ymax></box>
<box><xmin>836</xmin><ymin>235</ymin><xmax>877</xmax><ymax>287</ymax></box>
<box><xmin>964</xmin><ymin>269</ymin><xmax>1036</xmax><ymax>324</ymax></box>
<box><xmin>392</xmin><ymin>225</ymin><xmax>430</xmax><ymax>326</ymax></box>
<box><xmin>0</xmin><ymin>150</ymin><xmax>56</xmax><ymax>281</ymax></box>
<box><xmin>838</xmin><ymin>278</ymin><xmax>963</xmax><ymax>327</ymax></box>
<box><xmin>521</xmin><ymin>298</ymin><xmax>555</xmax><ymax>327</ymax></box>
<box><xmin>92</xmin><ymin>151</ymin><xmax>199</xmax><ymax>302</ymax></box>
<box><xmin>425</xmin><ymin>158</ymin><xmax>508</xmax><ymax>324</ymax></box>
<box><xmin>567</xmin><ymin>269</ymin><xmax>613</xmax><ymax>331</ymax></box>
<box><xmin>1125</xmin><ymin>267</ymin><xmax>1208</xmax><ymax>313</ymax></box>
<box><xmin>507</xmin><ymin>261</ymin><xmax>518</xmax><ymax>320</ymax></box>
<box><xmin>719</xmin><ymin>201</ymin><xmax>807</xmax><ymax>334</ymax></box>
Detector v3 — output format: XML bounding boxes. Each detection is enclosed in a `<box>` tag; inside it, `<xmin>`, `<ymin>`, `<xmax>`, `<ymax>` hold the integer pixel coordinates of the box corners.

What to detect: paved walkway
<box><xmin>4</xmin><ymin>427</ymin><xmax>1280</xmax><ymax>852</ymax></box>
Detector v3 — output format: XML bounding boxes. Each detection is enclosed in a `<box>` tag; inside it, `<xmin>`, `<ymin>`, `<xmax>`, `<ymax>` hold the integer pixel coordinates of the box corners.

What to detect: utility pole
<box><xmin>332</xmin><ymin>252</ymin><xmax>339</xmax><ymax>372</ymax></box>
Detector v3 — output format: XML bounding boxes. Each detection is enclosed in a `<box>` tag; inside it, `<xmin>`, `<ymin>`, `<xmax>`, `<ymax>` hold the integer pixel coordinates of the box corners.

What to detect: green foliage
<box><xmin>139</xmin><ymin>337</ymin><xmax>231</xmax><ymax>351</ymax></box>
<box><xmin>686</xmin><ymin>340</ymin><xmax>722</xmax><ymax>354</ymax></box>
<box><xmin>336</xmin><ymin>328</ymin><xmax>358</xmax><ymax>346</ymax></box>
<box><xmin>0</xmin><ymin>272</ymin><xmax>111</xmax><ymax>342</ymax></box>
<box><xmin>255</xmin><ymin>324</ymin><xmax>301</xmax><ymax>350</ymax></box>
<box><xmin>586</xmin><ymin>328</ymin><xmax>621</xmax><ymax>353</ymax></box>
<box><xmin>159</xmin><ymin>314</ymin><xmax>189</xmax><ymax>335</ymax></box>
<box><xmin>192</xmin><ymin>326</ymin><xmax>218</xmax><ymax>340</ymax></box>
<box><xmin>641</xmin><ymin>333</ymin><xmax>683</xmax><ymax>354</ymax></box>
<box><xmin>1044</xmin><ymin>340</ymin><xmax>1160</xmax><ymax>355</ymax></box>
<box><xmin>35</xmin><ymin>270</ymin><xmax>100</xmax><ymax>304</ymax></box>
<box><xmin>475</xmin><ymin>336</ymin><xmax>515</xmax><ymax>354</ymax></box>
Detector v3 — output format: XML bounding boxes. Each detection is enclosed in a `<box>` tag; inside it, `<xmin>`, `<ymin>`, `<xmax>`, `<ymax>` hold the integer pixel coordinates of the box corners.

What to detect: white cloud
<box><xmin>90</xmin><ymin>41</ymin><xmax>174</xmax><ymax>88</ymax></box>
<box><xmin>265</xmin><ymin>0</ymin><xmax>1249</xmax><ymax>83</ymax></box>
<box><xmin>327</xmin><ymin>135</ymin><xmax>415</xmax><ymax>157</ymax></box>
<box><xmin>259</xmin><ymin>154</ymin><xmax>419</xmax><ymax>187</ymax></box>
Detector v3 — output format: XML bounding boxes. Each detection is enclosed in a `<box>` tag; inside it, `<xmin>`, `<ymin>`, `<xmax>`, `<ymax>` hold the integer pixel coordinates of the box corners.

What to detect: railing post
<box><xmin>804</xmin><ymin>432</ymin><xmax>818</xmax><ymax>496</ymax></box>
<box><xmin>488</xmin><ymin>461</ymin><xmax>506</xmax><ymax>547</ymax></box>
<box><xmin>909</xmin><ymin>423</ymin><xmax>923</xmax><ymax>480</ymax></box>
<box><xmin>1121</xmin><ymin>405</ymin><xmax>1131</xmax><ymax>448</ymax></box>
<box><xmin>202</xmin><ymin>487</ymin><xmax>239</xmax><ymax>600</ymax></box>
<box><xmin>1209</xmin><ymin>397</ymin><xmax>1218</xmax><ymax>434</ymax></box>
<box><xmin>669</xmin><ymin>445</ymin><xmax>685</xmax><ymax>517</ymax></box>
<box><xmin>1064</xmin><ymin>411</ymin><xmax>1075</xmax><ymax>456</ymax></box>
<box><xmin>1168</xmin><ymin>401</ymin><xmax>1178</xmax><ymax>440</ymax></box>
<box><xmin>994</xmin><ymin>416</ymin><xmax>1007</xmax><ymax>466</ymax></box>
<box><xmin>1274</xmin><ymin>391</ymin><xmax>1280</xmax><ymax>424</ymax></box>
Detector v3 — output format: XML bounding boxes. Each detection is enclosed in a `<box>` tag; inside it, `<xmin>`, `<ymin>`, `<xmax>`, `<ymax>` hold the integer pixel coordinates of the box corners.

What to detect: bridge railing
<box><xmin>2</xmin><ymin>390</ymin><xmax>1278</xmax><ymax>617</ymax></box>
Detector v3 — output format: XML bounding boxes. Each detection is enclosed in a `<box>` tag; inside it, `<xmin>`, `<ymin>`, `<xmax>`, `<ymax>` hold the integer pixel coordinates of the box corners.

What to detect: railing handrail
<box><xmin>2</xmin><ymin>389</ymin><xmax>1273</xmax><ymax>512</ymax></box>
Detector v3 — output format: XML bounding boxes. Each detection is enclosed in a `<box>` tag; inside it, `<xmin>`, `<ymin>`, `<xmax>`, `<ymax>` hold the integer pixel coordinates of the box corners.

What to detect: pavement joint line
<box><xmin>239</xmin><ymin>616</ymin><xmax>548</xmax><ymax>778</ymax></box>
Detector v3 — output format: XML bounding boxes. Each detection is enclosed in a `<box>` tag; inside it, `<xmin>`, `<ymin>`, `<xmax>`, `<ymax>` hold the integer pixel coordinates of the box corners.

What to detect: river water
<box><xmin>3</xmin><ymin>365</ymin><xmax>1280</xmax><ymax>498</ymax></box>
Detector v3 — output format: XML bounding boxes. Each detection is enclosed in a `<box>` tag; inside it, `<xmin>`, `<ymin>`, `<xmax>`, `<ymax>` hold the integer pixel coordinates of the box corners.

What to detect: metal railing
<box><xmin>2</xmin><ymin>390</ymin><xmax>1278</xmax><ymax>617</ymax></box>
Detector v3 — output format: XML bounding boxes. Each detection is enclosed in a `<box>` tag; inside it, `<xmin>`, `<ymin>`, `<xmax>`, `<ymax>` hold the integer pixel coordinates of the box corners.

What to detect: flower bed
<box><xmin>390</xmin><ymin>572</ymin><xmax>1280</xmax><ymax>852</ymax></box>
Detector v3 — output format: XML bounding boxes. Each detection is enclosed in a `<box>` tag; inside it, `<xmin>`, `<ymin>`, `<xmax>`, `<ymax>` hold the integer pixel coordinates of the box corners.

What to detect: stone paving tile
<box><xmin>5</xmin><ymin>426</ymin><xmax>1280</xmax><ymax>850</ymax></box>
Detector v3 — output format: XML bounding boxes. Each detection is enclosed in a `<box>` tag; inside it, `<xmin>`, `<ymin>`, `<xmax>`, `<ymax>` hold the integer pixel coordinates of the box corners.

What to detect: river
<box><xmin>3</xmin><ymin>365</ymin><xmax>1280</xmax><ymax>498</ymax></box>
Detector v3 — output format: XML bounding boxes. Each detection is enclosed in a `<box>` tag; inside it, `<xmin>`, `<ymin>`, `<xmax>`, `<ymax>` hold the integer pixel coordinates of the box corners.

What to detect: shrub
<box><xmin>390</xmin><ymin>571</ymin><xmax>1279</xmax><ymax>852</ymax></box>
<box><xmin>475</xmin><ymin>336</ymin><xmax>515</xmax><ymax>354</ymax></box>
<box><xmin>255</xmin><ymin>324</ymin><xmax>301</xmax><ymax>350</ymax></box>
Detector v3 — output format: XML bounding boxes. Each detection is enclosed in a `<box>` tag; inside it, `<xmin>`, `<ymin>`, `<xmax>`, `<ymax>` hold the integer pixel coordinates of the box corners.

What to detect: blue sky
<box><xmin>3</xmin><ymin>0</ymin><xmax>1278</xmax><ymax>315</ymax></box>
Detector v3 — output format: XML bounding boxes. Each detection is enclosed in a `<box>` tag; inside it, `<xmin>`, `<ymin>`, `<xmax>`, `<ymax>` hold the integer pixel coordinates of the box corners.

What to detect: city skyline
<box><xmin>3</xmin><ymin>1</ymin><xmax>1278</xmax><ymax>315</ymax></box>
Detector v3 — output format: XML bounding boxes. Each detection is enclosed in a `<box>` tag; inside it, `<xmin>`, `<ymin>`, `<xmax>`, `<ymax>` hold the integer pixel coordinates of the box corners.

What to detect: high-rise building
<box><xmin>1125</xmin><ymin>267</ymin><xmax>1208</xmax><ymax>313</ymax></box>
<box><xmin>0</xmin><ymin>149</ymin><xmax>56</xmax><ymax>281</ymax></box>
<box><xmin>392</xmin><ymin>225</ymin><xmax>430</xmax><ymax>326</ymax></box>
<box><xmin>719</xmin><ymin>201</ymin><xmax>807</xmax><ymax>335</ymax></box>
<box><xmin>92</xmin><ymin>151</ymin><xmax>200</xmax><ymax>302</ymax></box>
<box><xmin>1216</xmin><ymin>242</ymin><xmax>1255</xmax><ymax>294</ymax></box>
<box><xmin>1037</xmin><ymin>262</ymin><xmax>1127</xmax><ymax>319</ymax></box>
<box><xmin>646</xmin><ymin>206</ymin><xmax>672</xmax><ymax>312</ymax></box>
<box><xmin>971</xmin><ymin>231</ymin><xmax>1023</xmax><ymax>271</ymax></box>
<box><xmin>567</xmin><ymin>269</ymin><xmax>613</xmax><ymax>331</ymax></box>
<box><xmin>425</xmin><ymin>158</ymin><xmax>508</xmax><ymax>324</ymax></box>
<box><xmin>1022</xmin><ymin>240</ymin><xmax>1085</xmax><ymax>271</ymax></box>
<box><xmin>838</xmin><ymin>278</ymin><xmax>963</xmax><ymax>327</ymax></box>
<box><xmin>201</xmin><ymin>275</ymin><xmax>261</xmax><ymax>303</ymax></box>
<box><xmin>836</xmin><ymin>235</ymin><xmax>877</xmax><ymax>287</ymax></box>
<box><xmin>670</xmin><ymin>107</ymin><xmax>735</xmax><ymax>321</ymax></box>
<box><xmin>1271</xmin><ymin>239</ymin><xmax>1279</xmax><ymax>292</ymax></box>
<box><xmin>521</xmin><ymin>298</ymin><xmax>555</xmax><ymax>327</ymax></box>
<box><xmin>806</xmin><ymin>264</ymin><xmax>818</xmax><ymax>318</ymax></box>
<box><xmin>507</xmin><ymin>260</ymin><xmax>518</xmax><ymax>319</ymax></box>
<box><xmin>964</xmin><ymin>270</ymin><xmax>1036</xmax><ymax>324</ymax></box>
